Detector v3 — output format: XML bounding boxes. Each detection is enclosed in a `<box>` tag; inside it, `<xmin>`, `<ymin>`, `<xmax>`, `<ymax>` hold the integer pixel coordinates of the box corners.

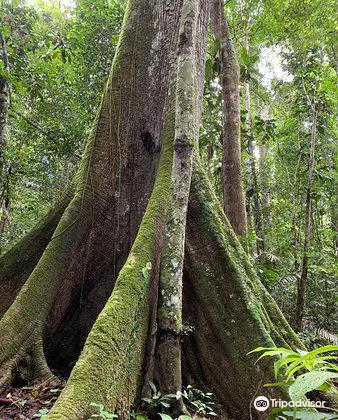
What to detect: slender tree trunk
<box><xmin>328</xmin><ymin>154</ymin><xmax>338</xmax><ymax>257</ymax></box>
<box><xmin>296</xmin><ymin>110</ymin><xmax>317</xmax><ymax>332</ymax></box>
<box><xmin>211</xmin><ymin>0</ymin><xmax>247</xmax><ymax>237</ymax></box>
<box><xmin>156</xmin><ymin>1</ymin><xmax>200</xmax><ymax>412</ymax></box>
<box><xmin>291</xmin><ymin>145</ymin><xmax>303</xmax><ymax>272</ymax></box>
<box><xmin>245</xmin><ymin>75</ymin><xmax>264</xmax><ymax>254</ymax></box>
<box><xmin>0</xmin><ymin>31</ymin><xmax>10</xmax><ymax>245</ymax></box>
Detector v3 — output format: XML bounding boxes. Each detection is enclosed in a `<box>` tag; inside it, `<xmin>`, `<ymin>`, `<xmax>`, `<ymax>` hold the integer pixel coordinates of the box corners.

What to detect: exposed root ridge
<box><xmin>0</xmin><ymin>332</ymin><xmax>59</xmax><ymax>392</ymax></box>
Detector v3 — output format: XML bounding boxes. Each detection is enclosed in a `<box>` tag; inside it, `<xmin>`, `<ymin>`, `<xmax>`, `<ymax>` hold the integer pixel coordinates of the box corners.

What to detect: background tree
<box><xmin>211</xmin><ymin>0</ymin><xmax>247</xmax><ymax>237</ymax></box>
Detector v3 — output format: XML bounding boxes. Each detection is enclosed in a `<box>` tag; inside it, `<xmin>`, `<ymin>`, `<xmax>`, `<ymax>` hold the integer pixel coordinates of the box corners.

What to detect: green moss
<box><xmin>191</xmin><ymin>160</ymin><xmax>302</xmax><ymax>348</ymax></box>
<box><xmin>47</xmin><ymin>127</ymin><xmax>174</xmax><ymax>420</ymax></box>
<box><xmin>0</xmin><ymin>191</ymin><xmax>71</xmax><ymax>319</ymax></box>
<box><xmin>46</xmin><ymin>28</ymin><xmax>177</xmax><ymax>411</ymax></box>
<box><xmin>185</xmin><ymin>160</ymin><xmax>304</xmax><ymax>397</ymax></box>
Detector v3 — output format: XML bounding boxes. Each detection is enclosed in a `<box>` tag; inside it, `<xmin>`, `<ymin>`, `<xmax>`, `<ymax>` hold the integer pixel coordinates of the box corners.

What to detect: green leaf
<box><xmin>107</xmin><ymin>415</ymin><xmax>118</xmax><ymax>419</ymax></box>
<box><xmin>255</xmin><ymin>349</ymin><xmax>297</xmax><ymax>364</ymax></box>
<box><xmin>264</xmin><ymin>381</ymin><xmax>289</xmax><ymax>387</ymax></box>
<box><xmin>248</xmin><ymin>347</ymin><xmax>297</xmax><ymax>356</ymax></box>
<box><xmin>315</xmin><ymin>381</ymin><xmax>332</xmax><ymax>391</ymax></box>
<box><xmin>274</xmin><ymin>355</ymin><xmax>299</xmax><ymax>379</ymax></box>
<box><xmin>142</xmin><ymin>267</ymin><xmax>149</xmax><ymax>279</ymax></box>
<box><xmin>164</xmin><ymin>394</ymin><xmax>177</xmax><ymax>399</ymax></box>
<box><xmin>102</xmin><ymin>411</ymin><xmax>118</xmax><ymax>419</ymax></box>
<box><xmin>158</xmin><ymin>414</ymin><xmax>173</xmax><ymax>420</ymax></box>
<box><xmin>247</xmin><ymin>346</ymin><xmax>273</xmax><ymax>354</ymax></box>
<box><xmin>289</xmin><ymin>371</ymin><xmax>338</xmax><ymax>401</ymax></box>
<box><xmin>90</xmin><ymin>403</ymin><xmax>104</xmax><ymax>410</ymax></box>
<box><xmin>149</xmin><ymin>381</ymin><xmax>157</xmax><ymax>394</ymax></box>
<box><xmin>285</xmin><ymin>359</ymin><xmax>304</xmax><ymax>381</ymax></box>
<box><xmin>305</xmin><ymin>345</ymin><xmax>338</xmax><ymax>359</ymax></box>
<box><xmin>281</xmin><ymin>411</ymin><xmax>338</xmax><ymax>420</ymax></box>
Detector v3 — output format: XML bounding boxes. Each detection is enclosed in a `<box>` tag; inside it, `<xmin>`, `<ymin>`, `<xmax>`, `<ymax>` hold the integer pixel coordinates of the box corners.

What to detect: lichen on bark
<box><xmin>156</xmin><ymin>0</ymin><xmax>201</xmax><ymax>403</ymax></box>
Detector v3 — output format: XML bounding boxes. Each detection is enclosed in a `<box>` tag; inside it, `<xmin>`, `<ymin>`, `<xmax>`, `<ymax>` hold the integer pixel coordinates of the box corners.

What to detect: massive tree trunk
<box><xmin>211</xmin><ymin>0</ymin><xmax>247</xmax><ymax>237</ymax></box>
<box><xmin>0</xmin><ymin>1</ymin><xmax>303</xmax><ymax>419</ymax></box>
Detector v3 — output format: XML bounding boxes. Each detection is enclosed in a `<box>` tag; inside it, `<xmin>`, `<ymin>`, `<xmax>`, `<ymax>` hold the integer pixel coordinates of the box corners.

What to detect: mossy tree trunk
<box><xmin>156</xmin><ymin>1</ymin><xmax>200</xmax><ymax>410</ymax></box>
<box><xmin>0</xmin><ymin>192</ymin><xmax>71</xmax><ymax>318</ymax></box>
<box><xmin>0</xmin><ymin>1</ymin><xmax>303</xmax><ymax>420</ymax></box>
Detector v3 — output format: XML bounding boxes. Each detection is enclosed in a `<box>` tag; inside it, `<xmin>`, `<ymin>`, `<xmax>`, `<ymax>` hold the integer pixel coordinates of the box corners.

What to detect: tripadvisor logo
<box><xmin>254</xmin><ymin>396</ymin><xmax>270</xmax><ymax>412</ymax></box>
<box><xmin>253</xmin><ymin>395</ymin><xmax>327</xmax><ymax>412</ymax></box>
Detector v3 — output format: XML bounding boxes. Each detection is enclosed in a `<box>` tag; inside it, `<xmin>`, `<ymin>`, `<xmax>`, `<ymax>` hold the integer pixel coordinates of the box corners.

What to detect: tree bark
<box><xmin>0</xmin><ymin>31</ymin><xmax>10</xmax><ymax>244</ymax></box>
<box><xmin>156</xmin><ymin>0</ymin><xmax>200</xmax><ymax>410</ymax></box>
<box><xmin>245</xmin><ymin>75</ymin><xmax>265</xmax><ymax>254</ymax></box>
<box><xmin>0</xmin><ymin>0</ymin><xmax>187</xmax><ymax>386</ymax></box>
<box><xmin>291</xmin><ymin>124</ymin><xmax>303</xmax><ymax>272</ymax></box>
<box><xmin>0</xmin><ymin>192</ymin><xmax>71</xmax><ymax>318</ymax></box>
<box><xmin>0</xmin><ymin>2</ymin><xmax>308</xmax><ymax>420</ymax></box>
<box><xmin>211</xmin><ymin>0</ymin><xmax>247</xmax><ymax>237</ymax></box>
<box><xmin>296</xmin><ymin>110</ymin><xmax>317</xmax><ymax>332</ymax></box>
<box><xmin>182</xmin><ymin>161</ymin><xmax>302</xmax><ymax>418</ymax></box>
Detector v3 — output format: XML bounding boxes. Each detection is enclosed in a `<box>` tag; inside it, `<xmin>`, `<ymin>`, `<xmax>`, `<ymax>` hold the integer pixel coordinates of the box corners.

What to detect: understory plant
<box><xmin>86</xmin><ymin>382</ymin><xmax>218</xmax><ymax>420</ymax></box>
<box><xmin>87</xmin><ymin>403</ymin><xmax>118</xmax><ymax>419</ymax></box>
<box><xmin>139</xmin><ymin>382</ymin><xmax>217</xmax><ymax>419</ymax></box>
<box><xmin>181</xmin><ymin>385</ymin><xmax>217</xmax><ymax>416</ymax></box>
<box><xmin>249</xmin><ymin>345</ymin><xmax>338</xmax><ymax>419</ymax></box>
<box><xmin>141</xmin><ymin>381</ymin><xmax>177</xmax><ymax>412</ymax></box>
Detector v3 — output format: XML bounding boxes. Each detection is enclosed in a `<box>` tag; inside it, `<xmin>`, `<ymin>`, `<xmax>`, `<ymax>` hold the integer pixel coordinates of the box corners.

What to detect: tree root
<box><xmin>0</xmin><ymin>335</ymin><xmax>59</xmax><ymax>391</ymax></box>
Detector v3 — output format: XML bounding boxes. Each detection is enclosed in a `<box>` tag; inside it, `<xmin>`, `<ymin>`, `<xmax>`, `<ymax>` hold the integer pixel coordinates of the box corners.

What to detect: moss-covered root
<box><xmin>0</xmin><ymin>192</ymin><xmax>71</xmax><ymax>318</ymax></box>
<box><xmin>182</xmin><ymin>161</ymin><xmax>295</xmax><ymax>419</ymax></box>
<box><xmin>0</xmin><ymin>191</ymin><xmax>91</xmax><ymax>390</ymax></box>
<box><xmin>0</xmin><ymin>331</ymin><xmax>58</xmax><ymax>390</ymax></box>
<box><xmin>45</xmin><ymin>122</ymin><xmax>173</xmax><ymax>420</ymax></box>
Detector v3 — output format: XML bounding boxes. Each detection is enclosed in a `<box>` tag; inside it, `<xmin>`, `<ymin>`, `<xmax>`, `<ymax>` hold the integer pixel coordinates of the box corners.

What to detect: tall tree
<box><xmin>243</xmin><ymin>50</ymin><xmax>265</xmax><ymax>254</ymax></box>
<box><xmin>0</xmin><ymin>30</ymin><xmax>10</xmax><ymax>243</ymax></box>
<box><xmin>296</xmin><ymin>109</ymin><xmax>317</xmax><ymax>331</ymax></box>
<box><xmin>296</xmin><ymin>105</ymin><xmax>317</xmax><ymax>331</ymax></box>
<box><xmin>211</xmin><ymin>0</ymin><xmax>247</xmax><ymax>236</ymax></box>
<box><xmin>0</xmin><ymin>1</ymin><xmax>305</xmax><ymax>419</ymax></box>
<box><xmin>156</xmin><ymin>0</ymin><xmax>199</xmax><ymax>411</ymax></box>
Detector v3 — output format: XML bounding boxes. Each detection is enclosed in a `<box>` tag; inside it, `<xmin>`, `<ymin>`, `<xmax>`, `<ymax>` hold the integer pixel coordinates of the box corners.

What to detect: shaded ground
<box><xmin>0</xmin><ymin>383</ymin><xmax>63</xmax><ymax>419</ymax></box>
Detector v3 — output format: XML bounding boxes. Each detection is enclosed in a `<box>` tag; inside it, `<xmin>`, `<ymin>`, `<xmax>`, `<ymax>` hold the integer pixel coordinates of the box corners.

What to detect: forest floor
<box><xmin>0</xmin><ymin>383</ymin><xmax>63</xmax><ymax>420</ymax></box>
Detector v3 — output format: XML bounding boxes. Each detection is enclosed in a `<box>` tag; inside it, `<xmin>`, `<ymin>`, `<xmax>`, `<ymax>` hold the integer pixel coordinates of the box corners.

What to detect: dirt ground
<box><xmin>0</xmin><ymin>383</ymin><xmax>63</xmax><ymax>420</ymax></box>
